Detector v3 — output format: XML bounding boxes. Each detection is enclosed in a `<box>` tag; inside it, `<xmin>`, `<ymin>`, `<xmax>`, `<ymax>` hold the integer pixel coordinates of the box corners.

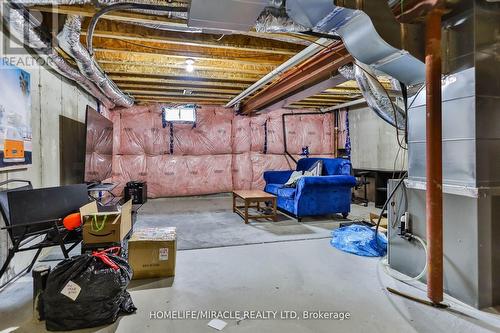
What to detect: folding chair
<box><xmin>0</xmin><ymin>181</ymin><xmax>89</xmax><ymax>288</ymax></box>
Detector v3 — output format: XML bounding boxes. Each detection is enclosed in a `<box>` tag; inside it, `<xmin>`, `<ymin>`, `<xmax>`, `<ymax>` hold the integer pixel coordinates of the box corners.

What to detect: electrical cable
<box><xmin>380</xmin><ymin>235</ymin><xmax>428</xmax><ymax>282</ymax></box>
<box><xmin>374</xmin><ymin>171</ymin><xmax>408</xmax><ymax>249</ymax></box>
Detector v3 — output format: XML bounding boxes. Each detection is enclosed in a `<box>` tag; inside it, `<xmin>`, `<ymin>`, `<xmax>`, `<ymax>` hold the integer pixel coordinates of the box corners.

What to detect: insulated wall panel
<box><xmin>147</xmin><ymin>154</ymin><xmax>233</xmax><ymax>198</ymax></box>
<box><xmin>250</xmin><ymin>153</ymin><xmax>296</xmax><ymax>190</ymax></box>
<box><xmin>232</xmin><ymin>152</ymin><xmax>253</xmax><ymax>190</ymax></box>
<box><xmin>111</xmin><ymin>154</ymin><xmax>148</xmax><ymax>196</ymax></box>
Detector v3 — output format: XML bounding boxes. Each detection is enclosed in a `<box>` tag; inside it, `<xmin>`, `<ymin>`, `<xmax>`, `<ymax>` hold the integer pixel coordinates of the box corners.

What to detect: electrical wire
<box><xmin>374</xmin><ymin>171</ymin><xmax>408</xmax><ymax>249</ymax></box>
<box><xmin>380</xmin><ymin>235</ymin><xmax>428</xmax><ymax>282</ymax></box>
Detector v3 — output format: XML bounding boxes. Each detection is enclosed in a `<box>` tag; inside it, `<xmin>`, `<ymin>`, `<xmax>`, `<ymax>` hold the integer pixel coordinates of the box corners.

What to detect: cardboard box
<box><xmin>128</xmin><ymin>227</ymin><xmax>177</xmax><ymax>280</ymax></box>
<box><xmin>80</xmin><ymin>200</ymin><xmax>132</xmax><ymax>245</ymax></box>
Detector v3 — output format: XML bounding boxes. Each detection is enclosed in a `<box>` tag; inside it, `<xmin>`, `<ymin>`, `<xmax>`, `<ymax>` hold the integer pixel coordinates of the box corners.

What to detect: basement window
<box><xmin>162</xmin><ymin>104</ymin><xmax>197</xmax><ymax>123</ymax></box>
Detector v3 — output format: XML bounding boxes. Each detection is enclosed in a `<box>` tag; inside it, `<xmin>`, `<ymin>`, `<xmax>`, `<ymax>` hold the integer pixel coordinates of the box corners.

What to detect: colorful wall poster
<box><xmin>0</xmin><ymin>59</ymin><xmax>32</xmax><ymax>168</ymax></box>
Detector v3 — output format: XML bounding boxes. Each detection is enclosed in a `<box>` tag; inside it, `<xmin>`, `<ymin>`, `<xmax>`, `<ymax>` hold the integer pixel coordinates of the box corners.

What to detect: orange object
<box><xmin>4</xmin><ymin>139</ymin><xmax>24</xmax><ymax>159</ymax></box>
<box><xmin>63</xmin><ymin>213</ymin><xmax>82</xmax><ymax>231</ymax></box>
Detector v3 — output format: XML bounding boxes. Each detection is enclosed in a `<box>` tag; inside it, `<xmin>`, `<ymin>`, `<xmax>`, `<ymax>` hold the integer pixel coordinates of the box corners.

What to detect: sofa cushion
<box><xmin>265</xmin><ymin>183</ymin><xmax>283</xmax><ymax>195</ymax></box>
<box><xmin>307</xmin><ymin>160</ymin><xmax>323</xmax><ymax>176</ymax></box>
<box><xmin>277</xmin><ymin>187</ymin><xmax>296</xmax><ymax>199</ymax></box>
<box><xmin>283</xmin><ymin>171</ymin><xmax>304</xmax><ymax>187</ymax></box>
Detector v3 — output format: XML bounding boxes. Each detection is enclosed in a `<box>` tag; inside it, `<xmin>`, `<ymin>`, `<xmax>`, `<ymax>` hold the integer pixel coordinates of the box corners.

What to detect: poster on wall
<box><xmin>0</xmin><ymin>59</ymin><xmax>32</xmax><ymax>168</ymax></box>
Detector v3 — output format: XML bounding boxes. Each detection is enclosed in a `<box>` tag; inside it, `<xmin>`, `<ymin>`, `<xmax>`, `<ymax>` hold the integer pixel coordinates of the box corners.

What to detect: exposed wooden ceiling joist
<box><xmin>33</xmin><ymin>5</ymin><xmax>187</xmax><ymax>27</ymax></box>
<box><xmin>125</xmin><ymin>91</ymin><xmax>235</xmax><ymax>99</ymax></box>
<box><xmin>90</xmin><ymin>37</ymin><xmax>292</xmax><ymax>64</ymax></box>
<box><xmin>82</xmin><ymin>20</ymin><xmax>304</xmax><ymax>55</ymax></box>
<box><xmin>101</xmin><ymin>63</ymin><xmax>264</xmax><ymax>82</ymax></box>
<box><xmin>117</xmin><ymin>83</ymin><xmax>244</xmax><ymax>94</ymax></box>
<box><xmin>94</xmin><ymin>50</ymin><xmax>277</xmax><ymax>75</ymax></box>
<box><xmin>108</xmin><ymin>75</ymin><xmax>251</xmax><ymax>89</ymax></box>
<box><xmin>37</xmin><ymin>3</ymin><xmax>354</xmax><ymax>109</ymax></box>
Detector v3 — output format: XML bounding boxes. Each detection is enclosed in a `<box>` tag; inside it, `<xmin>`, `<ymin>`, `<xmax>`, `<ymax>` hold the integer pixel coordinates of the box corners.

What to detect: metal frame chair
<box><xmin>0</xmin><ymin>180</ymin><xmax>83</xmax><ymax>288</ymax></box>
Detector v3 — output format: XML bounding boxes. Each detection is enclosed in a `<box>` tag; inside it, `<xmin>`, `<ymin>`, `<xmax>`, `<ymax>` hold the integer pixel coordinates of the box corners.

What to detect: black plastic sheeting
<box><xmin>42</xmin><ymin>253</ymin><xmax>136</xmax><ymax>331</ymax></box>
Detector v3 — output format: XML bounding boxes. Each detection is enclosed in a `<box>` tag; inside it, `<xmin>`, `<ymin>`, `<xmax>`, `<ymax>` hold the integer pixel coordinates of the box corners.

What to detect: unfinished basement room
<box><xmin>0</xmin><ymin>0</ymin><xmax>499</xmax><ymax>332</ymax></box>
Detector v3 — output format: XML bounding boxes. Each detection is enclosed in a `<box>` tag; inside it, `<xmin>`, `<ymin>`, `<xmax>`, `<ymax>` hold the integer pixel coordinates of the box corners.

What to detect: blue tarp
<box><xmin>331</xmin><ymin>225</ymin><xmax>387</xmax><ymax>257</ymax></box>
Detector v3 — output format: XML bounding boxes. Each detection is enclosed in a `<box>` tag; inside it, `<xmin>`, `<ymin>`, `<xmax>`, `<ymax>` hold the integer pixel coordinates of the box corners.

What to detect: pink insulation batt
<box><xmin>111</xmin><ymin>104</ymin><xmax>336</xmax><ymax>198</ymax></box>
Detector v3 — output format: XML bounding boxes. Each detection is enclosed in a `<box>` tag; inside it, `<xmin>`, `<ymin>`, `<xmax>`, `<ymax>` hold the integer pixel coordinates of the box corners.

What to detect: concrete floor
<box><xmin>1</xmin><ymin>198</ymin><xmax>500</xmax><ymax>333</ymax></box>
<box><xmin>135</xmin><ymin>194</ymin><xmax>377</xmax><ymax>250</ymax></box>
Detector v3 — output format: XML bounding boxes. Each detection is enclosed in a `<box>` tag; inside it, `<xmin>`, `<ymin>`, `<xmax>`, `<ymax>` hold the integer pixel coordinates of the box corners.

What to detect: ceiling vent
<box><xmin>188</xmin><ymin>0</ymin><xmax>269</xmax><ymax>31</ymax></box>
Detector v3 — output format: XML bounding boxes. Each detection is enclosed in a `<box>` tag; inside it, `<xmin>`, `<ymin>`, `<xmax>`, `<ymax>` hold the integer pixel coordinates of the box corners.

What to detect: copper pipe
<box><xmin>425</xmin><ymin>8</ymin><xmax>444</xmax><ymax>305</ymax></box>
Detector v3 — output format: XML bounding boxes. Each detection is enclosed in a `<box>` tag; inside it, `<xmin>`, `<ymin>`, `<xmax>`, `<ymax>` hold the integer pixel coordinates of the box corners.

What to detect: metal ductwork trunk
<box><xmin>2</xmin><ymin>3</ymin><xmax>116</xmax><ymax>109</ymax></box>
<box><xmin>285</xmin><ymin>0</ymin><xmax>426</xmax><ymax>86</ymax></box>
<box><xmin>57</xmin><ymin>15</ymin><xmax>134</xmax><ymax>108</ymax></box>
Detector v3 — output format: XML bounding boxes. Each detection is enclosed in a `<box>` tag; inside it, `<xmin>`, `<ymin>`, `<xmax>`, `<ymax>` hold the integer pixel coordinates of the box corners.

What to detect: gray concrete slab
<box><xmin>3</xmin><ymin>238</ymin><xmax>500</xmax><ymax>333</ymax></box>
<box><xmin>135</xmin><ymin>195</ymin><xmax>377</xmax><ymax>250</ymax></box>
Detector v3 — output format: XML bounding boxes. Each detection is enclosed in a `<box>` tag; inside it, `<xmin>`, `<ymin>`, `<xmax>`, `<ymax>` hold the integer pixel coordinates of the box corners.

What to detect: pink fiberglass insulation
<box><xmin>286</xmin><ymin>114</ymin><xmax>329</xmax><ymax>155</ymax></box>
<box><xmin>337</xmin><ymin>110</ymin><xmax>348</xmax><ymax>149</ymax></box>
<box><xmin>232</xmin><ymin>116</ymin><xmax>251</xmax><ymax>153</ymax></box>
<box><xmin>173</xmin><ymin>106</ymin><xmax>233</xmax><ymax>155</ymax></box>
<box><xmin>146</xmin><ymin>154</ymin><xmax>233</xmax><ymax>198</ymax></box>
<box><xmin>232</xmin><ymin>152</ymin><xmax>253</xmax><ymax>190</ymax></box>
<box><xmin>250</xmin><ymin>153</ymin><xmax>296</xmax><ymax>190</ymax></box>
<box><xmin>111</xmin><ymin>154</ymin><xmax>148</xmax><ymax>196</ymax></box>
<box><xmin>110</xmin><ymin>103</ymin><xmax>338</xmax><ymax>198</ymax></box>
<box><xmin>119</xmin><ymin>112</ymin><xmax>154</xmax><ymax>155</ymax></box>
<box><xmin>266</xmin><ymin>110</ymin><xmax>286</xmax><ymax>154</ymax></box>
<box><xmin>250</xmin><ymin>113</ymin><xmax>267</xmax><ymax>152</ymax></box>
<box><xmin>111</xmin><ymin>112</ymin><xmax>121</xmax><ymax>155</ymax></box>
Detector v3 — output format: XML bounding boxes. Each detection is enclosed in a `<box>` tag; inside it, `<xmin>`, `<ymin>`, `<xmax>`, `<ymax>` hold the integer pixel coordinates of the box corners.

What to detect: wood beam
<box><xmin>94</xmin><ymin>48</ymin><xmax>284</xmax><ymax>67</ymax></box>
<box><xmin>117</xmin><ymin>83</ymin><xmax>244</xmax><ymax>94</ymax></box>
<box><xmin>94</xmin><ymin>50</ymin><xmax>276</xmax><ymax>75</ymax></box>
<box><xmin>240</xmin><ymin>44</ymin><xmax>353</xmax><ymax>114</ymax></box>
<box><xmin>82</xmin><ymin>20</ymin><xmax>303</xmax><ymax>55</ymax></box>
<box><xmin>91</xmin><ymin>37</ymin><xmax>292</xmax><ymax>64</ymax></box>
<box><xmin>33</xmin><ymin>5</ymin><xmax>312</xmax><ymax>47</ymax></box>
<box><xmin>101</xmin><ymin>63</ymin><xmax>264</xmax><ymax>82</ymax></box>
<box><xmin>133</xmin><ymin>94</ymin><xmax>230</xmax><ymax>100</ymax></box>
<box><xmin>109</xmin><ymin>75</ymin><xmax>251</xmax><ymax>89</ymax></box>
<box><xmin>126</xmin><ymin>91</ymin><xmax>235</xmax><ymax>99</ymax></box>
<box><xmin>33</xmin><ymin>5</ymin><xmax>187</xmax><ymax>27</ymax></box>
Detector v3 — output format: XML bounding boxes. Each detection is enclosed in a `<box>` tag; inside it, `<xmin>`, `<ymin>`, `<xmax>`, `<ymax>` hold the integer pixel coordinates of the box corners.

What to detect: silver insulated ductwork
<box><xmin>255</xmin><ymin>6</ymin><xmax>307</xmax><ymax>33</ymax></box>
<box><xmin>339</xmin><ymin>62</ymin><xmax>406</xmax><ymax>130</ymax></box>
<box><xmin>285</xmin><ymin>0</ymin><xmax>425</xmax><ymax>86</ymax></box>
<box><xmin>57</xmin><ymin>15</ymin><xmax>134</xmax><ymax>107</ymax></box>
<box><xmin>3</xmin><ymin>4</ymin><xmax>116</xmax><ymax>109</ymax></box>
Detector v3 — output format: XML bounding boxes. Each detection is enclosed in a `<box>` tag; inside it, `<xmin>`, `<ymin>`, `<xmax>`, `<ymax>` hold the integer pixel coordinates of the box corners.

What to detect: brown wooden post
<box><xmin>425</xmin><ymin>8</ymin><xmax>444</xmax><ymax>304</ymax></box>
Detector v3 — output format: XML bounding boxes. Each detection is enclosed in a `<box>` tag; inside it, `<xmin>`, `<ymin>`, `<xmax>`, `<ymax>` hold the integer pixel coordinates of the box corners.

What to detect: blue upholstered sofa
<box><xmin>263</xmin><ymin>158</ymin><xmax>356</xmax><ymax>220</ymax></box>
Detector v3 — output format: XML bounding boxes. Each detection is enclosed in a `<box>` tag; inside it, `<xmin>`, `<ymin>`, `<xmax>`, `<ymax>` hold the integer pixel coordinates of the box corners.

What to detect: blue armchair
<box><xmin>263</xmin><ymin>158</ymin><xmax>356</xmax><ymax>220</ymax></box>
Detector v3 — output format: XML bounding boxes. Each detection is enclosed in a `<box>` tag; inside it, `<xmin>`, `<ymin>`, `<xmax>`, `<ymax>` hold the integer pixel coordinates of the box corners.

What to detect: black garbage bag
<box><xmin>43</xmin><ymin>247</ymin><xmax>137</xmax><ymax>331</ymax></box>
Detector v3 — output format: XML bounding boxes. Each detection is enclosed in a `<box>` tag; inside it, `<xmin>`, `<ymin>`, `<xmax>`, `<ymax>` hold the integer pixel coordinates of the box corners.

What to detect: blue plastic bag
<box><xmin>331</xmin><ymin>225</ymin><xmax>387</xmax><ymax>257</ymax></box>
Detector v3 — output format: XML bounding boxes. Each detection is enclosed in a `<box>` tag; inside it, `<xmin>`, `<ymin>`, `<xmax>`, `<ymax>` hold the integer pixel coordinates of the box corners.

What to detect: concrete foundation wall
<box><xmin>0</xmin><ymin>28</ymin><xmax>97</xmax><ymax>285</ymax></box>
<box><xmin>348</xmin><ymin>106</ymin><xmax>406</xmax><ymax>171</ymax></box>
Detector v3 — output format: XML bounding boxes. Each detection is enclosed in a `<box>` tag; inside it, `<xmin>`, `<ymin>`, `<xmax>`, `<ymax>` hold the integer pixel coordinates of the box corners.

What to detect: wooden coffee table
<box><xmin>232</xmin><ymin>190</ymin><xmax>277</xmax><ymax>224</ymax></box>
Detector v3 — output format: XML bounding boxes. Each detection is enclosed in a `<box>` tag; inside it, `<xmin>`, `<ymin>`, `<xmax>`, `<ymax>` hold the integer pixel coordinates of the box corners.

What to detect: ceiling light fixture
<box><xmin>185</xmin><ymin>59</ymin><xmax>195</xmax><ymax>73</ymax></box>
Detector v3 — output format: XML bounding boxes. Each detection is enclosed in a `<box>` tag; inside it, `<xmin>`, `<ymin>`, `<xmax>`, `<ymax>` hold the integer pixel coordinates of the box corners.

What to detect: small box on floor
<box><xmin>80</xmin><ymin>200</ymin><xmax>133</xmax><ymax>244</ymax></box>
<box><xmin>128</xmin><ymin>227</ymin><xmax>176</xmax><ymax>280</ymax></box>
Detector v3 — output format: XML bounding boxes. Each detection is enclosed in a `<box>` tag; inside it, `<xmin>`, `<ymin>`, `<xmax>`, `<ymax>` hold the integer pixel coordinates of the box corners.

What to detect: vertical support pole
<box><xmin>425</xmin><ymin>8</ymin><xmax>443</xmax><ymax>304</ymax></box>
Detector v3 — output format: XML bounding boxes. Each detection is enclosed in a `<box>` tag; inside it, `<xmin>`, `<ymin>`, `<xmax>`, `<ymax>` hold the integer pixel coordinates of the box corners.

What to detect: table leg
<box><xmin>244</xmin><ymin>200</ymin><xmax>249</xmax><ymax>224</ymax></box>
<box><xmin>232</xmin><ymin>193</ymin><xmax>236</xmax><ymax>213</ymax></box>
<box><xmin>272</xmin><ymin>198</ymin><xmax>278</xmax><ymax>222</ymax></box>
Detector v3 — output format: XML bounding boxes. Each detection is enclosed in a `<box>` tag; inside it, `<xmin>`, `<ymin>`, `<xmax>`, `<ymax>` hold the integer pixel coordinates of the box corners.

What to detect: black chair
<box><xmin>352</xmin><ymin>171</ymin><xmax>370</xmax><ymax>207</ymax></box>
<box><xmin>0</xmin><ymin>181</ymin><xmax>89</xmax><ymax>288</ymax></box>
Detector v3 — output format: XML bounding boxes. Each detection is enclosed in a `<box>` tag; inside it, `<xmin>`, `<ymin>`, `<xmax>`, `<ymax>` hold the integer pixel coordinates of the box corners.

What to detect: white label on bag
<box><xmin>61</xmin><ymin>280</ymin><xmax>81</xmax><ymax>301</ymax></box>
<box><xmin>159</xmin><ymin>248</ymin><xmax>169</xmax><ymax>261</ymax></box>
